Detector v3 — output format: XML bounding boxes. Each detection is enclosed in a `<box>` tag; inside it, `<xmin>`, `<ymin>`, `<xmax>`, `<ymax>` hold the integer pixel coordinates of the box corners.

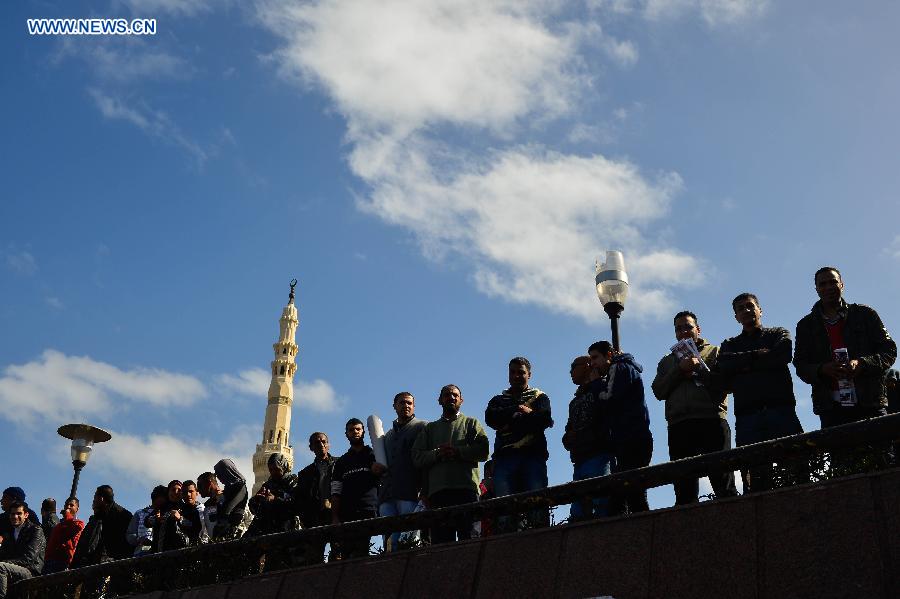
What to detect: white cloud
<box><xmin>641</xmin><ymin>0</ymin><xmax>768</xmax><ymax>26</ymax></box>
<box><xmin>567</xmin><ymin>123</ymin><xmax>614</xmax><ymax>145</ymax></box>
<box><xmin>53</xmin><ymin>37</ymin><xmax>191</xmax><ymax>84</ymax></box>
<box><xmin>296</xmin><ymin>379</ymin><xmax>344</xmax><ymax>413</ymax></box>
<box><xmin>119</xmin><ymin>0</ymin><xmax>218</xmax><ymax>17</ymax></box>
<box><xmin>257</xmin><ymin>0</ymin><xmax>710</xmax><ymax>321</ymax></box>
<box><xmin>603</xmin><ymin>36</ymin><xmax>639</xmax><ymax>67</ymax></box>
<box><xmin>98</xmin><ymin>427</ymin><xmax>256</xmax><ymax>489</ymax></box>
<box><xmin>5</xmin><ymin>250</ymin><xmax>37</xmax><ymax>275</ymax></box>
<box><xmin>696</xmin><ymin>0</ymin><xmax>768</xmax><ymax>26</ymax></box>
<box><xmin>218</xmin><ymin>368</ymin><xmax>270</xmax><ymax>396</ymax></box>
<box><xmin>257</xmin><ymin>0</ymin><xmax>588</xmax><ymax>135</ymax></box>
<box><xmin>588</xmin><ymin>0</ymin><xmax>637</xmax><ymax>15</ymax></box>
<box><xmin>45</xmin><ymin>297</ymin><xmax>65</xmax><ymax>310</ymax></box>
<box><xmin>219</xmin><ymin>367</ymin><xmax>344</xmax><ymax>412</ymax></box>
<box><xmin>567</xmin><ymin>103</ymin><xmax>641</xmax><ymax>145</ymax></box>
<box><xmin>885</xmin><ymin>235</ymin><xmax>900</xmax><ymax>261</ymax></box>
<box><xmin>89</xmin><ymin>89</ymin><xmax>209</xmax><ymax>165</ymax></box>
<box><xmin>0</xmin><ymin>350</ymin><xmax>207</xmax><ymax>426</ymax></box>
<box><xmin>355</xmin><ymin>143</ymin><xmax>703</xmax><ymax>321</ymax></box>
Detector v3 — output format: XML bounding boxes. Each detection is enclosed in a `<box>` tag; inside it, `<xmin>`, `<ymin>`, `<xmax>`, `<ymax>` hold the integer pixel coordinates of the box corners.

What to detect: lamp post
<box><xmin>57</xmin><ymin>424</ymin><xmax>111</xmax><ymax>499</ymax></box>
<box><xmin>595</xmin><ymin>250</ymin><xmax>629</xmax><ymax>352</ymax></box>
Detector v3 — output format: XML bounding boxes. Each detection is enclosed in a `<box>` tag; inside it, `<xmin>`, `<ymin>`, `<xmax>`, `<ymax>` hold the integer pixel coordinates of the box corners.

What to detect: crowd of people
<box><xmin>1</xmin><ymin>266</ymin><xmax>897</xmax><ymax>595</ymax></box>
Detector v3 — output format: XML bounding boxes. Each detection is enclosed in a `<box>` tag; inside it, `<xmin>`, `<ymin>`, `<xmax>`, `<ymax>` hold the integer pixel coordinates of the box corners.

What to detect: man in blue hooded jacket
<box><xmin>588</xmin><ymin>341</ymin><xmax>653</xmax><ymax>514</ymax></box>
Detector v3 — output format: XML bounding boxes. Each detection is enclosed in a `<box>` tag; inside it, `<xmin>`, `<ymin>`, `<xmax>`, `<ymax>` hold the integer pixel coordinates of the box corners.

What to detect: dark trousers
<box><xmin>820</xmin><ymin>406</ymin><xmax>894</xmax><ymax>470</ymax></box>
<box><xmin>429</xmin><ymin>489</ymin><xmax>478</xmax><ymax>544</ymax></box>
<box><xmin>819</xmin><ymin>406</ymin><xmax>887</xmax><ymax>428</ymax></box>
<box><xmin>609</xmin><ymin>434</ymin><xmax>653</xmax><ymax>515</ymax></box>
<box><xmin>298</xmin><ymin>508</ymin><xmax>331</xmax><ymax>564</ymax></box>
<box><xmin>336</xmin><ymin>509</ymin><xmax>375</xmax><ymax>560</ymax></box>
<box><xmin>296</xmin><ymin>509</ymin><xmax>331</xmax><ymax>564</ymax></box>
<box><xmin>668</xmin><ymin>418</ymin><xmax>738</xmax><ymax>504</ymax></box>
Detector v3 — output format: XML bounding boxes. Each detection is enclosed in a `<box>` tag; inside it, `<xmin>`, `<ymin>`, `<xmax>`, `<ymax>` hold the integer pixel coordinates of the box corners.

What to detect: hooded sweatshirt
<box><xmin>605</xmin><ymin>353</ymin><xmax>651</xmax><ymax>445</ymax></box>
<box><xmin>213</xmin><ymin>459</ymin><xmax>249</xmax><ymax>528</ymax></box>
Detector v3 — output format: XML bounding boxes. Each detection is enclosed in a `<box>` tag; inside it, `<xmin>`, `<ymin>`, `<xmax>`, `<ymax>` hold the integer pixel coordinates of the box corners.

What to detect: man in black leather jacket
<box><xmin>0</xmin><ymin>501</ymin><xmax>45</xmax><ymax>598</ymax></box>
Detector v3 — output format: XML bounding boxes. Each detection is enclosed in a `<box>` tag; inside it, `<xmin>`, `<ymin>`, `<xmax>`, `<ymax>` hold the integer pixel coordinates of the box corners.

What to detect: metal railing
<box><xmin>16</xmin><ymin>413</ymin><xmax>900</xmax><ymax>599</ymax></box>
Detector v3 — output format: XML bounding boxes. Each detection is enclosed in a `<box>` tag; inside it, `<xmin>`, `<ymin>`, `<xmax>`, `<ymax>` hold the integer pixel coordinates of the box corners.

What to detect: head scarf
<box><xmin>267</xmin><ymin>453</ymin><xmax>292</xmax><ymax>476</ymax></box>
<box><xmin>214</xmin><ymin>459</ymin><xmax>246</xmax><ymax>486</ymax></box>
<box><xmin>886</xmin><ymin>369</ymin><xmax>900</xmax><ymax>384</ymax></box>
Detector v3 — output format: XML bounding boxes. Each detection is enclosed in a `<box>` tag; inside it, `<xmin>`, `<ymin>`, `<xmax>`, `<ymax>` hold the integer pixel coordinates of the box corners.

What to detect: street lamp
<box><xmin>595</xmin><ymin>250</ymin><xmax>629</xmax><ymax>352</ymax></box>
<box><xmin>57</xmin><ymin>423</ymin><xmax>111</xmax><ymax>499</ymax></box>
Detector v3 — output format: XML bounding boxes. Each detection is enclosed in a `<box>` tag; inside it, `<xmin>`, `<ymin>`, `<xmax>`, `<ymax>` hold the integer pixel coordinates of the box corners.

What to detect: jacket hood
<box><xmin>614</xmin><ymin>353</ymin><xmax>643</xmax><ymax>373</ymax></box>
<box><xmin>214</xmin><ymin>459</ymin><xmax>246</xmax><ymax>486</ymax></box>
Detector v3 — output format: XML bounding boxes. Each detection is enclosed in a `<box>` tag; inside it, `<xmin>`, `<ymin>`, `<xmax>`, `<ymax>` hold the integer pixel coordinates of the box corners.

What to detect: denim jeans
<box><xmin>736</xmin><ymin>405</ymin><xmax>804</xmax><ymax>493</ymax></box>
<box><xmin>570</xmin><ymin>453</ymin><xmax>613</xmax><ymax>520</ymax></box>
<box><xmin>735</xmin><ymin>405</ymin><xmax>803</xmax><ymax>446</ymax></box>
<box><xmin>378</xmin><ymin>499</ymin><xmax>419</xmax><ymax>551</ymax></box>
<box><xmin>492</xmin><ymin>453</ymin><xmax>549</xmax><ymax>531</ymax></box>
<box><xmin>0</xmin><ymin>561</ymin><xmax>32</xmax><ymax>598</ymax></box>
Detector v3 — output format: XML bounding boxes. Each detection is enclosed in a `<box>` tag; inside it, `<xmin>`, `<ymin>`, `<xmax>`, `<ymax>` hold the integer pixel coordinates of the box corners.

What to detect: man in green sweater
<box><xmin>412</xmin><ymin>384</ymin><xmax>490</xmax><ymax>544</ymax></box>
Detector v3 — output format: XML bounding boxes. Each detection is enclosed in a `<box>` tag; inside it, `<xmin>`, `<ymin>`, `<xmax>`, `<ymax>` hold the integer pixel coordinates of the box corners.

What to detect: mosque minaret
<box><xmin>251</xmin><ymin>280</ymin><xmax>299</xmax><ymax>493</ymax></box>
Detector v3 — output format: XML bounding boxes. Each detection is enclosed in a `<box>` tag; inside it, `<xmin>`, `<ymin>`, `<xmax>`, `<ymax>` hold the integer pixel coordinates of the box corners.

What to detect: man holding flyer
<box><xmin>794</xmin><ymin>267</ymin><xmax>896</xmax><ymax>428</ymax></box>
<box><xmin>652</xmin><ymin>311</ymin><xmax>737</xmax><ymax>504</ymax></box>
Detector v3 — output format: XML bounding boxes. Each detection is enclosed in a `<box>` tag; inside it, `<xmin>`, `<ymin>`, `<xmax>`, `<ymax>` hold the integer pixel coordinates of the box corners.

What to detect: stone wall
<box><xmin>132</xmin><ymin>467</ymin><xmax>900</xmax><ymax>599</ymax></box>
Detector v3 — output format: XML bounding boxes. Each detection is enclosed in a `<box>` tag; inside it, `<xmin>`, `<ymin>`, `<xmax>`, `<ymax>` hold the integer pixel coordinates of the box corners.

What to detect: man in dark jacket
<box><xmin>146</xmin><ymin>480</ymin><xmax>194</xmax><ymax>552</ymax></box>
<box><xmin>331</xmin><ymin>419</ymin><xmax>383</xmax><ymax>559</ymax></box>
<box><xmin>589</xmin><ymin>341</ymin><xmax>653</xmax><ymax>514</ymax></box>
<box><xmin>484</xmin><ymin>356</ymin><xmax>553</xmax><ymax>529</ymax></box>
<box><xmin>378</xmin><ymin>392</ymin><xmax>426</xmax><ymax>550</ymax></box>
<box><xmin>563</xmin><ymin>355</ymin><xmax>614</xmax><ymax>519</ymax></box>
<box><xmin>0</xmin><ymin>501</ymin><xmax>45</xmax><ymax>598</ymax></box>
<box><xmin>720</xmin><ymin>293</ymin><xmax>804</xmax><ymax>492</ymax></box>
<box><xmin>296</xmin><ymin>432</ymin><xmax>336</xmax><ymax>563</ymax></box>
<box><xmin>247</xmin><ymin>453</ymin><xmax>299</xmax><ymax>537</ymax></box>
<box><xmin>0</xmin><ymin>488</ymin><xmax>39</xmax><ymax>540</ymax></box>
<box><xmin>71</xmin><ymin>486</ymin><xmax>133</xmax><ymax>568</ymax></box>
<box><xmin>39</xmin><ymin>499</ymin><xmax>59</xmax><ymax>540</ymax></box>
<box><xmin>246</xmin><ymin>454</ymin><xmax>298</xmax><ymax>570</ymax></box>
<box><xmin>794</xmin><ymin>267</ymin><xmax>896</xmax><ymax>428</ymax></box>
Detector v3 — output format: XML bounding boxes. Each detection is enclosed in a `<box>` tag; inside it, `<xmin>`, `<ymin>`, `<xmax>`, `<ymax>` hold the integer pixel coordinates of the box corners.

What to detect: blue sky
<box><xmin>2</xmin><ymin>0</ymin><xmax>899</xmax><ymax>516</ymax></box>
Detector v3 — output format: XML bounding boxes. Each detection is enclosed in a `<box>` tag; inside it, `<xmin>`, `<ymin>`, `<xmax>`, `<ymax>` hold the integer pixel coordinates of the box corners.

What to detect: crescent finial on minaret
<box><xmin>289</xmin><ymin>279</ymin><xmax>298</xmax><ymax>304</ymax></box>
